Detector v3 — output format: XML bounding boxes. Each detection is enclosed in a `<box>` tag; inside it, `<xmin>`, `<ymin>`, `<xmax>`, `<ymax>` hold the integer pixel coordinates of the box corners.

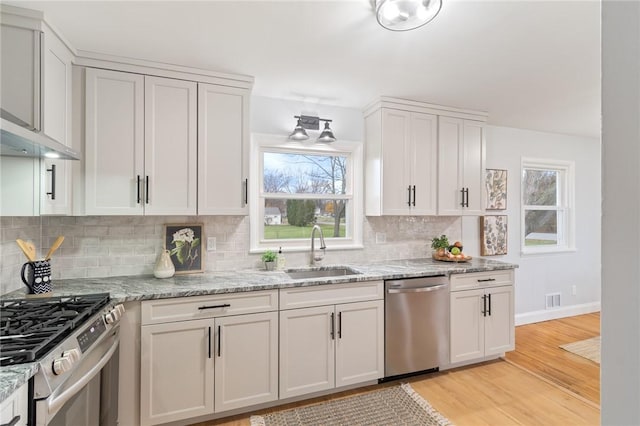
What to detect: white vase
<box><xmin>154</xmin><ymin>250</ymin><xmax>176</xmax><ymax>278</ymax></box>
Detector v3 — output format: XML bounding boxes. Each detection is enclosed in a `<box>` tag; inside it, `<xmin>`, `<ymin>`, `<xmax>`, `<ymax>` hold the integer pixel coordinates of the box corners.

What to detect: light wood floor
<box><xmin>195</xmin><ymin>313</ymin><xmax>601</xmax><ymax>426</ymax></box>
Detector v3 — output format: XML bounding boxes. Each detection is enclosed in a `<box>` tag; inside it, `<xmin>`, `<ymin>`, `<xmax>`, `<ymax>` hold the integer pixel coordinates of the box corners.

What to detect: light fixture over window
<box><xmin>376</xmin><ymin>0</ymin><xmax>442</xmax><ymax>31</ymax></box>
<box><xmin>288</xmin><ymin>115</ymin><xmax>336</xmax><ymax>143</ymax></box>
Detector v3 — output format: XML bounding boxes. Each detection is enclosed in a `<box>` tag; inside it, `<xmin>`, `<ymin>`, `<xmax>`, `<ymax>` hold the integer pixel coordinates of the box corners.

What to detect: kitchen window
<box><xmin>521</xmin><ymin>158</ymin><xmax>575</xmax><ymax>254</ymax></box>
<box><xmin>250</xmin><ymin>134</ymin><xmax>363</xmax><ymax>253</ymax></box>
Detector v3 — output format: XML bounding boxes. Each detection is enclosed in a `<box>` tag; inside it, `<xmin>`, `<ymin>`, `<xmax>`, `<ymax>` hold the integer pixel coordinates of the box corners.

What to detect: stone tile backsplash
<box><xmin>0</xmin><ymin>215</ymin><xmax>461</xmax><ymax>295</ymax></box>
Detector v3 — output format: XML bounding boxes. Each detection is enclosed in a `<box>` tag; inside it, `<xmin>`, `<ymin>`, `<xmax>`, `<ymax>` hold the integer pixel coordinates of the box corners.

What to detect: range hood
<box><xmin>0</xmin><ymin>117</ymin><xmax>80</xmax><ymax>160</ymax></box>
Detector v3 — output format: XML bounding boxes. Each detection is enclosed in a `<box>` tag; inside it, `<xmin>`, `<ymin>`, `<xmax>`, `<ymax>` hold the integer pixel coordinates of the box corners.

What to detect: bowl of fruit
<box><xmin>431</xmin><ymin>237</ymin><xmax>472</xmax><ymax>262</ymax></box>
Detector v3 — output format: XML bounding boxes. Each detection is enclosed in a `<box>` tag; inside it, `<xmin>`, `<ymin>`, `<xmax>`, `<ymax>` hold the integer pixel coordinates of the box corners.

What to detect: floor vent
<box><xmin>545</xmin><ymin>292</ymin><xmax>561</xmax><ymax>309</ymax></box>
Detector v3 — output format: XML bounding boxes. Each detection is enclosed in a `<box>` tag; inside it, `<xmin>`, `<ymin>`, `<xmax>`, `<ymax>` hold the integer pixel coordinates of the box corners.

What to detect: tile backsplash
<box><xmin>0</xmin><ymin>215</ymin><xmax>461</xmax><ymax>295</ymax></box>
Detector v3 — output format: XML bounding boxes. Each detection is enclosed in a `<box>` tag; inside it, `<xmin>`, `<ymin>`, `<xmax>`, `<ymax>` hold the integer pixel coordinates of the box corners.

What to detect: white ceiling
<box><xmin>9</xmin><ymin>0</ymin><xmax>601</xmax><ymax>138</ymax></box>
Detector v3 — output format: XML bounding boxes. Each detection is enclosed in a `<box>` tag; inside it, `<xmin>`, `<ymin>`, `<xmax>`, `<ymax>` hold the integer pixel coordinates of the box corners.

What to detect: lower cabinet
<box><xmin>139</xmin><ymin>292</ymin><xmax>278</xmax><ymax>426</ymax></box>
<box><xmin>450</xmin><ymin>271</ymin><xmax>515</xmax><ymax>364</ymax></box>
<box><xmin>0</xmin><ymin>381</ymin><xmax>28</xmax><ymax>426</ymax></box>
<box><xmin>279</xmin><ymin>283</ymin><xmax>384</xmax><ymax>400</ymax></box>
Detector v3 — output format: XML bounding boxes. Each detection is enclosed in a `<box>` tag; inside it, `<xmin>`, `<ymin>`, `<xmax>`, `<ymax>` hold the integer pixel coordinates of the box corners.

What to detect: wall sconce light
<box><xmin>376</xmin><ymin>0</ymin><xmax>442</xmax><ymax>31</ymax></box>
<box><xmin>288</xmin><ymin>115</ymin><xmax>336</xmax><ymax>143</ymax></box>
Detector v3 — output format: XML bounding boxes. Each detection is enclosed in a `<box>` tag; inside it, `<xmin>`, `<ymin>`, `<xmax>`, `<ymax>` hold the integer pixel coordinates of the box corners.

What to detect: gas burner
<box><xmin>0</xmin><ymin>293</ymin><xmax>110</xmax><ymax>366</ymax></box>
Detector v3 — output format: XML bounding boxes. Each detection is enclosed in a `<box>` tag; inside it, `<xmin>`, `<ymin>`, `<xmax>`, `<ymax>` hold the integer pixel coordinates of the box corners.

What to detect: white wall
<box><xmin>463</xmin><ymin>125</ymin><xmax>601</xmax><ymax>323</ymax></box>
<box><xmin>601</xmin><ymin>1</ymin><xmax>640</xmax><ymax>423</ymax></box>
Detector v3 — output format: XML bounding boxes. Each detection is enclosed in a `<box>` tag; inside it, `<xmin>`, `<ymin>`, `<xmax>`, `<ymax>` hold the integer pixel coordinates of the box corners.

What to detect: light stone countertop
<box><xmin>0</xmin><ymin>257</ymin><xmax>517</xmax><ymax>403</ymax></box>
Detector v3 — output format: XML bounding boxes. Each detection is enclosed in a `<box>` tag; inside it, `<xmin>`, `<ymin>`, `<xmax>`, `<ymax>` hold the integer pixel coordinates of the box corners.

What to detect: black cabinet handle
<box><xmin>482</xmin><ymin>294</ymin><xmax>487</xmax><ymax>317</ymax></box>
<box><xmin>412</xmin><ymin>185</ymin><xmax>416</xmax><ymax>206</ymax></box>
<box><xmin>145</xmin><ymin>176</ymin><xmax>150</xmax><ymax>204</ymax></box>
<box><xmin>488</xmin><ymin>293</ymin><xmax>492</xmax><ymax>316</ymax></box>
<box><xmin>244</xmin><ymin>178</ymin><xmax>248</xmax><ymax>206</ymax></box>
<box><xmin>208</xmin><ymin>326</ymin><xmax>211</xmax><ymax>359</ymax></box>
<box><xmin>330</xmin><ymin>312</ymin><xmax>335</xmax><ymax>340</ymax></box>
<box><xmin>407</xmin><ymin>186</ymin><xmax>412</xmax><ymax>207</ymax></box>
<box><xmin>198</xmin><ymin>304</ymin><xmax>231</xmax><ymax>310</ymax></box>
<box><xmin>217</xmin><ymin>325</ymin><xmax>221</xmax><ymax>357</ymax></box>
<box><xmin>465</xmin><ymin>188</ymin><xmax>470</xmax><ymax>207</ymax></box>
<box><xmin>0</xmin><ymin>415</ymin><xmax>20</xmax><ymax>426</ymax></box>
<box><xmin>338</xmin><ymin>312</ymin><xmax>342</xmax><ymax>339</ymax></box>
<box><xmin>46</xmin><ymin>164</ymin><xmax>56</xmax><ymax>200</ymax></box>
<box><xmin>460</xmin><ymin>188</ymin><xmax>465</xmax><ymax>207</ymax></box>
<box><xmin>136</xmin><ymin>175</ymin><xmax>141</xmax><ymax>204</ymax></box>
<box><xmin>477</xmin><ymin>278</ymin><xmax>496</xmax><ymax>283</ymax></box>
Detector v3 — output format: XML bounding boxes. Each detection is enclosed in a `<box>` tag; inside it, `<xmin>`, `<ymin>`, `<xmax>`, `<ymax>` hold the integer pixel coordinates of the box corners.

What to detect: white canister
<box><xmin>154</xmin><ymin>250</ymin><xmax>176</xmax><ymax>278</ymax></box>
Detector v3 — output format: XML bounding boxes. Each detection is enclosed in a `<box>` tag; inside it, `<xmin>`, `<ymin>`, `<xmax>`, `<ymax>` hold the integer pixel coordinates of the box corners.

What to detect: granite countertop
<box><xmin>0</xmin><ymin>257</ymin><xmax>517</xmax><ymax>403</ymax></box>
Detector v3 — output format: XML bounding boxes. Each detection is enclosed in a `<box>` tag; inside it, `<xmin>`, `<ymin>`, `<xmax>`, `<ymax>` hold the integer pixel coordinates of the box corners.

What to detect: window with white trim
<box><xmin>521</xmin><ymin>158</ymin><xmax>575</xmax><ymax>254</ymax></box>
<box><xmin>250</xmin><ymin>134</ymin><xmax>363</xmax><ymax>252</ymax></box>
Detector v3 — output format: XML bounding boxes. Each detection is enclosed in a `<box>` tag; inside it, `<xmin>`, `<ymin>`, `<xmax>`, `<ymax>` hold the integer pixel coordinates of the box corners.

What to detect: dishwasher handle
<box><xmin>387</xmin><ymin>284</ymin><xmax>448</xmax><ymax>294</ymax></box>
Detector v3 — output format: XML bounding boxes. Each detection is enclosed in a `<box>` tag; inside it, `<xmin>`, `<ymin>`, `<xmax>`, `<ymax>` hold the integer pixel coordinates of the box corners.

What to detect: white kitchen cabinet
<box><xmin>438</xmin><ymin>117</ymin><xmax>486</xmax><ymax>215</ymax></box>
<box><xmin>198</xmin><ymin>83</ymin><xmax>250</xmax><ymax>215</ymax></box>
<box><xmin>450</xmin><ymin>270</ymin><xmax>515</xmax><ymax>364</ymax></box>
<box><xmin>279</xmin><ymin>282</ymin><xmax>384</xmax><ymax>399</ymax></box>
<box><xmin>85</xmin><ymin>69</ymin><xmax>197</xmax><ymax>215</ymax></box>
<box><xmin>214</xmin><ymin>312</ymin><xmax>278</xmax><ymax>412</ymax></box>
<box><xmin>0</xmin><ymin>381</ymin><xmax>28</xmax><ymax>426</ymax></box>
<box><xmin>140</xmin><ymin>318</ymin><xmax>214</xmax><ymax>426</ymax></box>
<box><xmin>140</xmin><ymin>291</ymin><xmax>278</xmax><ymax>425</ymax></box>
<box><xmin>0</xmin><ymin>157</ymin><xmax>40</xmax><ymax>216</ymax></box>
<box><xmin>364</xmin><ymin>107</ymin><xmax>438</xmax><ymax>215</ymax></box>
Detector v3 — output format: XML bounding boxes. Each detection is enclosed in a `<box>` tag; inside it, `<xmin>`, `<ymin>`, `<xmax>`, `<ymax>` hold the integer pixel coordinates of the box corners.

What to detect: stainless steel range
<box><xmin>0</xmin><ymin>294</ymin><xmax>124</xmax><ymax>426</ymax></box>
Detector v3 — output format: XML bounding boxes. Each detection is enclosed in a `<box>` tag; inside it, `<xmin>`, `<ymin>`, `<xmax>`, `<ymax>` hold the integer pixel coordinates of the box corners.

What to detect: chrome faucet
<box><xmin>310</xmin><ymin>225</ymin><xmax>326</xmax><ymax>265</ymax></box>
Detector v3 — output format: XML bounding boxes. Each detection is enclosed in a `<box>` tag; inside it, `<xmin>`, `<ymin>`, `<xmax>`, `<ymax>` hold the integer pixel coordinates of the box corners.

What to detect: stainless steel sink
<box><xmin>285</xmin><ymin>266</ymin><xmax>361</xmax><ymax>280</ymax></box>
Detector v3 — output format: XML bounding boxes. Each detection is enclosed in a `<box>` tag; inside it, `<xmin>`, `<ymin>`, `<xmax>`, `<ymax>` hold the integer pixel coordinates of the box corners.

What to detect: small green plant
<box><xmin>261</xmin><ymin>250</ymin><xmax>278</xmax><ymax>263</ymax></box>
<box><xmin>431</xmin><ymin>235</ymin><xmax>450</xmax><ymax>250</ymax></box>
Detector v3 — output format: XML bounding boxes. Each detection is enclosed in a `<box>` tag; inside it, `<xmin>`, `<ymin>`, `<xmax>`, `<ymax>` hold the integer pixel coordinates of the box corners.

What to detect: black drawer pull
<box><xmin>477</xmin><ymin>278</ymin><xmax>496</xmax><ymax>282</ymax></box>
<box><xmin>1</xmin><ymin>415</ymin><xmax>20</xmax><ymax>426</ymax></box>
<box><xmin>46</xmin><ymin>164</ymin><xmax>56</xmax><ymax>200</ymax></box>
<box><xmin>198</xmin><ymin>304</ymin><xmax>231</xmax><ymax>310</ymax></box>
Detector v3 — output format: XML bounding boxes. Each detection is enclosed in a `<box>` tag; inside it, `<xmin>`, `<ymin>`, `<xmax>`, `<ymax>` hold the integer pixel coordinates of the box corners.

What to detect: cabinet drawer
<box><xmin>450</xmin><ymin>269</ymin><xmax>514</xmax><ymax>292</ymax></box>
<box><xmin>141</xmin><ymin>290</ymin><xmax>278</xmax><ymax>325</ymax></box>
<box><xmin>280</xmin><ymin>281</ymin><xmax>384</xmax><ymax>310</ymax></box>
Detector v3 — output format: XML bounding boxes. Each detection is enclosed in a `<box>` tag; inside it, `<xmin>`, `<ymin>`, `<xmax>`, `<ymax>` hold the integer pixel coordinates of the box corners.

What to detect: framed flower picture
<box><xmin>485</xmin><ymin>169</ymin><xmax>507</xmax><ymax>210</ymax></box>
<box><xmin>164</xmin><ymin>224</ymin><xmax>203</xmax><ymax>274</ymax></box>
<box><xmin>480</xmin><ymin>215</ymin><xmax>508</xmax><ymax>256</ymax></box>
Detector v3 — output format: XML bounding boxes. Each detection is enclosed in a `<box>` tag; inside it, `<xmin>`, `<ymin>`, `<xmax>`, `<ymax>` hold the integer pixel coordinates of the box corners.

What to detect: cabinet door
<box><xmin>279</xmin><ymin>306</ymin><xmax>335</xmax><ymax>399</ymax></box>
<box><xmin>140</xmin><ymin>319</ymin><xmax>214</xmax><ymax>426</ymax></box>
<box><xmin>484</xmin><ymin>285</ymin><xmax>515</xmax><ymax>356</ymax></box>
<box><xmin>335</xmin><ymin>300</ymin><xmax>384</xmax><ymax>387</ymax></box>
<box><xmin>461</xmin><ymin>120</ymin><xmax>485</xmax><ymax>215</ymax></box>
<box><xmin>0</xmin><ymin>381</ymin><xmax>28</xmax><ymax>426</ymax></box>
<box><xmin>437</xmin><ymin>116</ymin><xmax>463</xmax><ymax>215</ymax></box>
<box><xmin>450</xmin><ymin>288</ymin><xmax>485</xmax><ymax>364</ymax></box>
<box><xmin>0</xmin><ymin>157</ymin><xmax>39</xmax><ymax>216</ymax></box>
<box><xmin>0</xmin><ymin>25</ymin><xmax>40</xmax><ymax>130</ymax></box>
<box><xmin>85</xmin><ymin>68</ymin><xmax>144</xmax><ymax>215</ymax></box>
<box><xmin>198</xmin><ymin>84</ymin><xmax>249</xmax><ymax>215</ymax></box>
<box><xmin>214</xmin><ymin>312</ymin><xmax>278</xmax><ymax>412</ymax></box>
<box><xmin>381</xmin><ymin>109</ymin><xmax>412</xmax><ymax>215</ymax></box>
<box><xmin>40</xmin><ymin>159</ymin><xmax>71</xmax><ymax>215</ymax></box>
<box><xmin>410</xmin><ymin>112</ymin><xmax>438</xmax><ymax>215</ymax></box>
<box><xmin>144</xmin><ymin>76</ymin><xmax>197</xmax><ymax>215</ymax></box>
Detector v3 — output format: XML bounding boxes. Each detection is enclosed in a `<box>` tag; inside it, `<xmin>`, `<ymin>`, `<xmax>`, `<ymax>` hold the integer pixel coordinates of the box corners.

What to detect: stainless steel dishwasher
<box><xmin>384</xmin><ymin>275</ymin><xmax>449</xmax><ymax>378</ymax></box>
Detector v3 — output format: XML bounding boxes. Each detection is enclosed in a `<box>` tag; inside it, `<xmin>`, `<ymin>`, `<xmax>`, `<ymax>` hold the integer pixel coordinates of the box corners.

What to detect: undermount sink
<box><xmin>285</xmin><ymin>266</ymin><xmax>361</xmax><ymax>280</ymax></box>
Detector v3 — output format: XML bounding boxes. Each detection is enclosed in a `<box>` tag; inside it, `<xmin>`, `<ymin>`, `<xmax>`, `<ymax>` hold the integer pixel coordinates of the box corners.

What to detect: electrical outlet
<box><xmin>375</xmin><ymin>232</ymin><xmax>386</xmax><ymax>244</ymax></box>
<box><xmin>207</xmin><ymin>237</ymin><xmax>216</xmax><ymax>251</ymax></box>
<box><xmin>572</xmin><ymin>285</ymin><xmax>577</xmax><ymax>296</ymax></box>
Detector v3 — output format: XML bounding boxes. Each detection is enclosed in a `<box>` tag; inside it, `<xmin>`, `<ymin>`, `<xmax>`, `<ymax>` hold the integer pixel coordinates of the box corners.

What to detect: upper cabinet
<box><xmin>197</xmin><ymin>84</ymin><xmax>250</xmax><ymax>215</ymax></box>
<box><xmin>437</xmin><ymin>117</ymin><xmax>486</xmax><ymax>215</ymax></box>
<box><xmin>364</xmin><ymin>97</ymin><xmax>487</xmax><ymax>217</ymax></box>
<box><xmin>365</xmin><ymin>107</ymin><xmax>438</xmax><ymax>215</ymax></box>
<box><xmin>84</xmin><ymin>69</ymin><xmax>198</xmax><ymax>215</ymax></box>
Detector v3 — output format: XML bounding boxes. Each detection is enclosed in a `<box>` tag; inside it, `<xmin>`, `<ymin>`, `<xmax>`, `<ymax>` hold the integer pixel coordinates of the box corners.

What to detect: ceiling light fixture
<box><xmin>288</xmin><ymin>115</ymin><xmax>336</xmax><ymax>143</ymax></box>
<box><xmin>376</xmin><ymin>0</ymin><xmax>442</xmax><ymax>31</ymax></box>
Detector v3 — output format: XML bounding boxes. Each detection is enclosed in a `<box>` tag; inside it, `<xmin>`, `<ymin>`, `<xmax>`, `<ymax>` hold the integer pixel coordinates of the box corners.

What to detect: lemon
<box><xmin>450</xmin><ymin>247</ymin><xmax>461</xmax><ymax>255</ymax></box>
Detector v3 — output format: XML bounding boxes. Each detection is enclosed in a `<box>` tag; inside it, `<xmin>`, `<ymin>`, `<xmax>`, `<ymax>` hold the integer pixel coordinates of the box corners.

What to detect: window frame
<box><xmin>521</xmin><ymin>158</ymin><xmax>576</xmax><ymax>255</ymax></box>
<box><xmin>250</xmin><ymin>133</ymin><xmax>363</xmax><ymax>253</ymax></box>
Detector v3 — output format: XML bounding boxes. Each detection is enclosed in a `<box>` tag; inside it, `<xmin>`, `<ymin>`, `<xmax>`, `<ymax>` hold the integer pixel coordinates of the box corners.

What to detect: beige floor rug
<box><xmin>250</xmin><ymin>383</ymin><xmax>452</xmax><ymax>426</ymax></box>
<box><xmin>560</xmin><ymin>336</ymin><xmax>601</xmax><ymax>364</ymax></box>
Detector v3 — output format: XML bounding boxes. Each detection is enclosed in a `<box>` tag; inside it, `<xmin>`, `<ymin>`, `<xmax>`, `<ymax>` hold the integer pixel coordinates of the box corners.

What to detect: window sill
<box><xmin>520</xmin><ymin>247</ymin><xmax>577</xmax><ymax>256</ymax></box>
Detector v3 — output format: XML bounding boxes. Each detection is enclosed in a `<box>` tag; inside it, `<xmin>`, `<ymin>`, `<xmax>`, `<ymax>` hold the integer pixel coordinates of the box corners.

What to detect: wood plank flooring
<box><xmin>194</xmin><ymin>313</ymin><xmax>601</xmax><ymax>426</ymax></box>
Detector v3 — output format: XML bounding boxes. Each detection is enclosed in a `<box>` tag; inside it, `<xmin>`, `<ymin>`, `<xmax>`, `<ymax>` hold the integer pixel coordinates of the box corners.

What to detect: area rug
<box><xmin>560</xmin><ymin>336</ymin><xmax>601</xmax><ymax>364</ymax></box>
<box><xmin>250</xmin><ymin>383</ymin><xmax>452</xmax><ymax>426</ymax></box>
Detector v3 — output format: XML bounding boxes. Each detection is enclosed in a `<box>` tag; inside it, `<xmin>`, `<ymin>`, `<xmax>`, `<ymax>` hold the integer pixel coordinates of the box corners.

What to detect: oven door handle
<box><xmin>46</xmin><ymin>336</ymin><xmax>120</xmax><ymax>415</ymax></box>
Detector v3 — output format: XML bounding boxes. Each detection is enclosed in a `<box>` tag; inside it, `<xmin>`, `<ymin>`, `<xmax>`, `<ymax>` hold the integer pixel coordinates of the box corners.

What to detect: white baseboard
<box><xmin>515</xmin><ymin>302</ymin><xmax>601</xmax><ymax>326</ymax></box>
